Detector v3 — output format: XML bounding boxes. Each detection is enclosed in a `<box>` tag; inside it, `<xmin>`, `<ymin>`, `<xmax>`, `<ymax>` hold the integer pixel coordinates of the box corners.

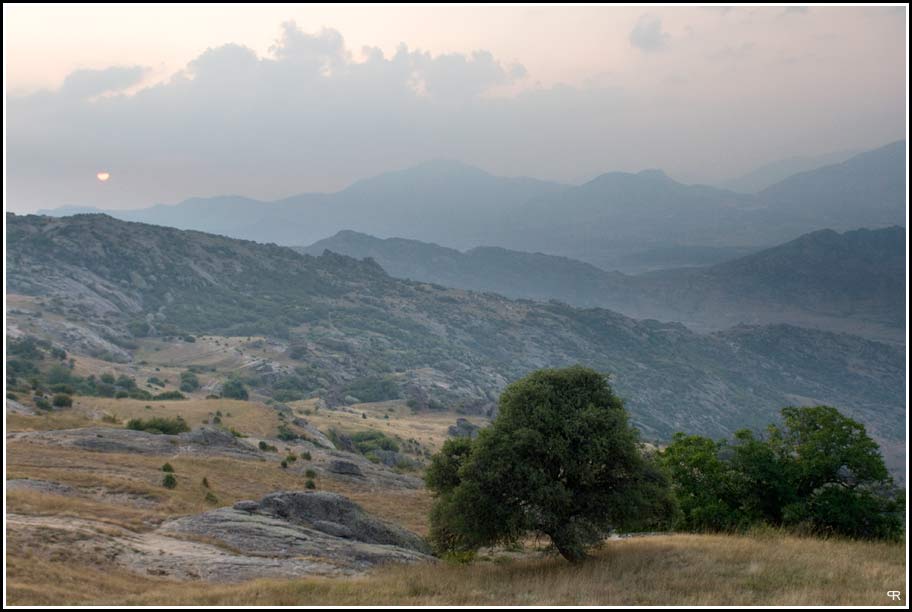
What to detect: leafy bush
<box><xmin>179</xmin><ymin>371</ymin><xmax>200</xmax><ymax>392</ymax></box>
<box><xmin>305</xmin><ymin>479</ymin><xmax>316</xmax><ymax>489</ymax></box>
<box><xmin>349</xmin><ymin>430</ymin><xmax>400</xmax><ymax>454</ymax></box>
<box><xmin>162</xmin><ymin>473</ymin><xmax>177</xmax><ymax>489</ymax></box>
<box><xmin>126</xmin><ymin>416</ymin><xmax>190</xmax><ymax>435</ymax></box>
<box><xmin>343</xmin><ymin>376</ymin><xmax>401</xmax><ymax>402</ymax></box>
<box><xmin>276</xmin><ymin>424</ymin><xmax>300</xmax><ymax>441</ymax></box>
<box><xmin>659</xmin><ymin>405</ymin><xmax>904</xmax><ymax>541</ymax></box>
<box><xmin>305</xmin><ymin>469</ymin><xmax>317</xmax><ymax>478</ymax></box>
<box><xmin>152</xmin><ymin>390</ymin><xmax>186</xmax><ymax>400</ymax></box>
<box><xmin>161</xmin><ymin>463</ymin><xmax>174</xmax><ymax>473</ymax></box>
<box><xmin>258</xmin><ymin>440</ymin><xmax>277</xmax><ymax>452</ymax></box>
<box><xmin>128</xmin><ymin>320</ymin><xmax>151</xmax><ymax>337</ymax></box>
<box><xmin>34</xmin><ymin>397</ymin><xmax>52</xmax><ymax>410</ymax></box>
<box><xmin>204</xmin><ymin>491</ymin><xmax>219</xmax><ymax>504</ymax></box>
<box><xmin>221</xmin><ymin>379</ymin><xmax>248</xmax><ymax>400</ymax></box>
<box><xmin>300</xmin><ymin>451</ymin><xmax>312</xmax><ymax>461</ymax></box>
<box><xmin>51</xmin><ymin>393</ymin><xmax>73</xmax><ymax>408</ymax></box>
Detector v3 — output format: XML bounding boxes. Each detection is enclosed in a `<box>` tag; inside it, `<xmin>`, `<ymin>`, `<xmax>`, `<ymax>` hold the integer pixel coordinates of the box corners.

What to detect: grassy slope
<box><xmin>7</xmin><ymin>532</ymin><xmax>905</xmax><ymax>606</ymax></box>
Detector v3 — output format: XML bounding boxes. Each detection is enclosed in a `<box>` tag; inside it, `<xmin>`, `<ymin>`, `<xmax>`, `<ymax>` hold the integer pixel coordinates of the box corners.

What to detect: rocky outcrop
<box><xmin>291</xmin><ymin>417</ymin><xmax>336</xmax><ymax>449</ymax></box>
<box><xmin>327</xmin><ymin>459</ymin><xmax>363</xmax><ymax>477</ymax></box>
<box><xmin>6</xmin><ymin>399</ymin><xmax>35</xmax><ymax>416</ymax></box>
<box><xmin>448</xmin><ymin>417</ymin><xmax>481</xmax><ymax>439</ymax></box>
<box><xmin>159</xmin><ymin>491</ymin><xmax>433</xmax><ymax>574</ymax></box>
<box><xmin>257</xmin><ymin>491</ymin><xmax>431</xmax><ymax>553</ymax></box>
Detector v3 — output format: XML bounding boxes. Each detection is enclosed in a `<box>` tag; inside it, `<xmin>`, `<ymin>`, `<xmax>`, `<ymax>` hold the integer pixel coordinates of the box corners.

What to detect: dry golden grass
<box><xmin>6</xmin><ymin>411</ymin><xmax>105</xmax><ymax>432</ymax></box>
<box><xmin>6</xmin><ymin>440</ymin><xmax>431</xmax><ymax>532</ymax></box>
<box><xmin>83</xmin><ymin>397</ymin><xmax>281</xmax><ymax>438</ymax></box>
<box><xmin>7</xmin><ymin>397</ymin><xmax>281</xmax><ymax>438</ymax></box>
<box><xmin>6</xmin><ymin>532</ymin><xmax>905</xmax><ymax>606</ymax></box>
<box><xmin>298</xmin><ymin>399</ymin><xmax>489</xmax><ymax>454</ymax></box>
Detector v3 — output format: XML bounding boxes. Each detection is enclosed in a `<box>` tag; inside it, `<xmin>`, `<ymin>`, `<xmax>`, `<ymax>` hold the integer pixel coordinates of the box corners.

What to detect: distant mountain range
<box><xmin>719</xmin><ymin>149</ymin><xmax>859</xmax><ymax>193</ymax></box>
<box><xmin>7</xmin><ymin>213</ymin><xmax>905</xmax><ymax>469</ymax></box>
<box><xmin>39</xmin><ymin>141</ymin><xmax>906</xmax><ymax>272</ymax></box>
<box><xmin>300</xmin><ymin>226</ymin><xmax>906</xmax><ymax>344</ymax></box>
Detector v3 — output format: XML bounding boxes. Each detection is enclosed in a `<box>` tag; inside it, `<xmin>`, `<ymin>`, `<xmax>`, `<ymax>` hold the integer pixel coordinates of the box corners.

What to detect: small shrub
<box><xmin>34</xmin><ymin>397</ymin><xmax>52</xmax><ymax>410</ymax></box>
<box><xmin>152</xmin><ymin>390</ymin><xmax>186</xmax><ymax>401</ymax></box>
<box><xmin>202</xmin><ymin>476</ymin><xmax>210</xmax><ymax>488</ymax></box>
<box><xmin>305</xmin><ymin>479</ymin><xmax>316</xmax><ymax>489</ymax></box>
<box><xmin>52</xmin><ymin>393</ymin><xmax>73</xmax><ymax>408</ymax></box>
<box><xmin>204</xmin><ymin>491</ymin><xmax>219</xmax><ymax>504</ymax></box>
<box><xmin>300</xmin><ymin>451</ymin><xmax>312</xmax><ymax>461</ymax></box>
<box><xmin>258</xmin><ymin>440</ymin><xmax>277</xmax><ymax>452</ymax></box>
<box><xmin>161</xmin><ymin>463</ymin><xmax>174</xmax><ymax>473</ymax></box>
<box><xmin>305</xmin><ymin>469</ymin><xmax>317</xmax><ymax>478</ymax></box>
<box><xmin>286</xmin><ymin>454</ymin><xmax>297</xmax><ymax>463</ymax></box>
<box><xmin>126</xmin><ymin>416</ymin><xmax>190</xmax><ymax>435</ymax></box>
<box><xmin>281</xmin><ymin>460</ymin><xmax>288</xmax><ymax>469</ymax></box>
<box><xmin>277</xmin><ymin>424</ymin><xmax>300</xmax><ymax>441</ymax></box>
<box><xmin>221</xmin><ymin>379</ymin><xmax>248</xmax><ymax>400</ymax></box>
<box><xmin>162</xmin><ymin>473</ymin><xmax>177</xmax><ymax>489</ymax></box>
<box><xmin>7</xmin><ymin>392</ymin><xmax>18</xmax><ymax>400</ymax></box>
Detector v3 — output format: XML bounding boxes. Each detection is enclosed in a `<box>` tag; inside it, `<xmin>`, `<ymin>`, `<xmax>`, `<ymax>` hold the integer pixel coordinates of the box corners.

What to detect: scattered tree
<box><xmin>427</xmin><ymin>366</ymin><xmax>676</xmax><ymax>562</ymax></box>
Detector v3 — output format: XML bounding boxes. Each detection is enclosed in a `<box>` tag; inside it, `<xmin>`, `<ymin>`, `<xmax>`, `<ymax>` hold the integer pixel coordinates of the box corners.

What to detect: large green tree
<box><xmin>426</xmin><ymin>365</ymin><xmax>676</xmax><ymax>562</ymax></box>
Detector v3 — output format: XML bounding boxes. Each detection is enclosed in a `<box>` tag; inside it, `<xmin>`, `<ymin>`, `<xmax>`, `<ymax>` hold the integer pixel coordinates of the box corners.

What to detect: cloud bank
<box><xmin>6</xmin><ymin>12</ymin><xmax>906</xmax><ymax>212</ymax></box>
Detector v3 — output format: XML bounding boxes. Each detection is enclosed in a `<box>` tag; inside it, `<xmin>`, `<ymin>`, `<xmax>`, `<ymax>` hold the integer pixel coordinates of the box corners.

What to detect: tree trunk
<box><xmin>550</xmin><ymin>533</ymin><xmax>588</xmax><ymax>563</ymax></box>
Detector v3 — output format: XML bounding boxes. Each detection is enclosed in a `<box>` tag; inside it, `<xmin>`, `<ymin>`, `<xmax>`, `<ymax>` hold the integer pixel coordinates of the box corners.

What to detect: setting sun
<box><xmin>96</xmin><ymin>171</ymin><xmax>111</xmax><ymax>182</ymax></box>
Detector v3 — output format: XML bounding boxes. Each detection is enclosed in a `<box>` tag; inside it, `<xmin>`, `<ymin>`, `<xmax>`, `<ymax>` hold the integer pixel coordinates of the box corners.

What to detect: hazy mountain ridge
<box><xmin>7</xmin><ymin>214</ymin><xmax>904</xmax><ymax>462</ymax></box>
<box><xmin>300</xmin><ymin>226</ymin><xmax>906</xmax><ymax>343</ymax></box>
<box><xmin>719</xmin><ymin>149</ymin><xmax>860</xmax><ymax>193</ymax></box>
<box><xmin>38</xmin><ymin>142</ymin><xmax>906</xmax><ymax>272</ymax></box>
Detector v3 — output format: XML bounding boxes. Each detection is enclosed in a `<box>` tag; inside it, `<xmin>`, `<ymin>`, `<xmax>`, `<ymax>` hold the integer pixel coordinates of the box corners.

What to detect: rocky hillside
<box><xmin>300</xmin><ymin>227</ymin><xmax>905</xmax><ymax>343</ymax></box>
<box><xmin>6</xmin><ymin>213</ymin><xmax>905</xmax><ymax>454</ymax></box>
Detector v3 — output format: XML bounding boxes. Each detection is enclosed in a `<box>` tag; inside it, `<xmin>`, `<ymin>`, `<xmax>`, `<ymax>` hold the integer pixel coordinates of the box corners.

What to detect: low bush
<box><xmin>51</xmin><ymin>393</ymin><xmax>73</xmax><ymax>408</ymax></box>
<box><xmin>126</xmin><ymin>416</ymin><xmax>190</xmax><ymax>435</ymax></box>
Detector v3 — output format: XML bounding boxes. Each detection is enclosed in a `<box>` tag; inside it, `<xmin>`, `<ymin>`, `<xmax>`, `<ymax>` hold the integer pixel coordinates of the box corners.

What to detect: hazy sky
<box><xmin>4</xmin><ymin>4</ymin><xmax>907</xmax><ymax>212</ymax></box>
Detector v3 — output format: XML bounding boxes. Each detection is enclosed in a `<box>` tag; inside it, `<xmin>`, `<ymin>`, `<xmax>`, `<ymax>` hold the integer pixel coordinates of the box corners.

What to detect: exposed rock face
<box><xmin>448</xmin><ymin>417</ymin><xmax>481</xmax><ymax>439</ymax></box>
<box><xmin>367</xmin><ymin>449</ymin><xmax>418</xmax><ymax>469</ymax></box>
<box><xmin>257</xmin><ymin>491</ymin><xmax>431</xmax><ymax>553</ymax></box>
<box><xmin>232</xmin><ymin>500</ymin><xmax>260</xmax><ymax>513</ymax></box>
<box><xmin>291</xmin><ymin>417</ymin><xmax>336</xmax><ymax>449</ymax></box>
<box><xmin>327</xmin><ymin>459</ymin><xmax>363</xmax><ymax>477</ymax></box>
<box><xmin>7</xmin><ymin>426</ymin><xmax>261</xmax><ymax>460</ymax></box>
<box><xmin>6</xmin><ymin>399</ymin><xmax>35</xmax><ymax>416</ymax></box>
<box><xmin>158</xmin><ymin>491</ymin><xmax>433</xmax><ymax>575</ymax></box>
